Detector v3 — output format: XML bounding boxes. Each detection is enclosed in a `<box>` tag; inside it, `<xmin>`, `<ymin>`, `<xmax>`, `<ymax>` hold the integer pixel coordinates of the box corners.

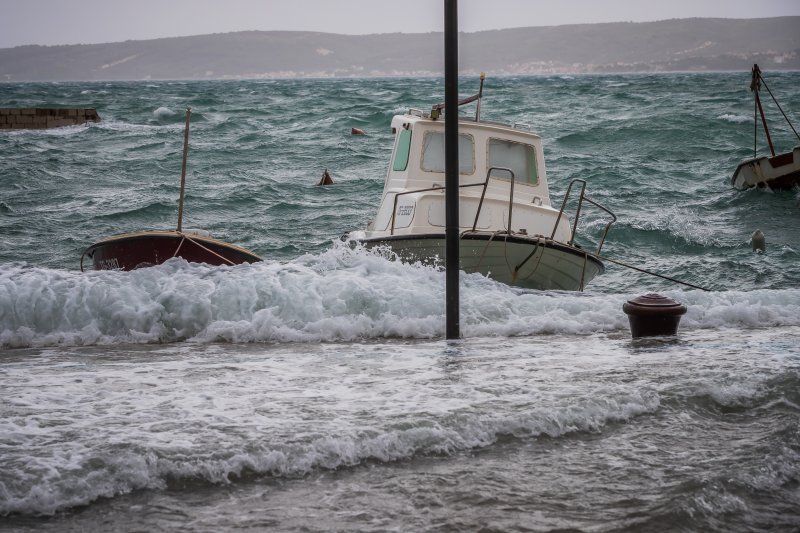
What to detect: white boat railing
<box><xmin>387</xmin><ymin>171</ymin><xmax>615</xmax><ymax>255</ymax></box>
<box><xmin>388</xmin><ymin>167</ymin><xmax>513</xmax><ymax>236</ymax></box>
<box><xmin>551</xmin><ymin>178</ymin><xmax>616</xmax><ymax>255</ymax></box>
<box><xmin>473</xmin><ymin>166</ymin><xmax>515</xmax><ymax>233</ymax></box>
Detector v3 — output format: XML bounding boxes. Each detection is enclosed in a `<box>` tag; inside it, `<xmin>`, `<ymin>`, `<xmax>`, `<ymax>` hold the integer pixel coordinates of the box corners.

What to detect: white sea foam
<box><xmin>1</xmin><ymin>244</ymin><xmax>799</xmax><ymax>349</ymax></box>
<box><xmin>95</xmin><ymin>119</ymin><xmax>183</xmax><ymax>132</ymax></box>
<box><xmin>717</xmin><ymin>113</ymin><xmax>750</xmax><ymax>124</ymax></box>
<box><xmin>0</xmin><ymin>123</ymin><xmax>89</xmax><ymax>138</ymax></box>
<box><xmin>683</xmin><ymin>380</ymin><xmax>764</xmax><ymax>408</ymax></box>
<box><xmin>0</xmin><ymin>384</ymin><xmax>659</xmax><ymax>515</ymax></box>
<box><xmin>634</xmin><ymin>207</ymin><xmax>728</xmax><ymax>247</ymax></box>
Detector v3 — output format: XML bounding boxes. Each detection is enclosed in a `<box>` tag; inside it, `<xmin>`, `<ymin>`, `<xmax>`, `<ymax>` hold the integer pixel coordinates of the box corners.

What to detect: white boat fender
<box><xmin>751</xmin><ymin>229</ymin><xmax>766</xmax><ymax>252</ymax></box>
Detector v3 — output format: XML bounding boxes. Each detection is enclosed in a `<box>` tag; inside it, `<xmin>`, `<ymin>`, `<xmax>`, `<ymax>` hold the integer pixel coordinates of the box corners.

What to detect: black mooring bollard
<box><xmin>623</xmin><ymin>293</ymin><xmax>687</xmax><ymax>338</ymax></box>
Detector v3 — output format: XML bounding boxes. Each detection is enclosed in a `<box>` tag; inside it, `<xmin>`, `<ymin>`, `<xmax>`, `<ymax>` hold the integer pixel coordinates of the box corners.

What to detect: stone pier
<box><xmin>0</xmin><ymin>108</ymin><xmax>101</xmax><ymax>129</ymax></box>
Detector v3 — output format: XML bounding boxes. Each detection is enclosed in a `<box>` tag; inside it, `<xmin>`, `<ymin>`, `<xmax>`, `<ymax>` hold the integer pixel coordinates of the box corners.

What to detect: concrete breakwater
<box><xmin>0</xmin><ymin>108</ymin><xmax>100</xmax><ymax>129</ymax></box>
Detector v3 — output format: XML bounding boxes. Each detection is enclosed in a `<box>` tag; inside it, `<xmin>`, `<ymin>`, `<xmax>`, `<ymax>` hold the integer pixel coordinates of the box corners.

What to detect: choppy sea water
<box><xmin>1</xmin><ymin>74</ymin><xmax>799</xmax><ymax>531</ymax></box>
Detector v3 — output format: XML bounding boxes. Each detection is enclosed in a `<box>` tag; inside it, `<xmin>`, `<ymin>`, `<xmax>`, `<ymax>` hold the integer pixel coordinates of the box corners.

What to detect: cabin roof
<box><xmin>391</xmin><ymin>113</ymin><xmax>542</xmax><ymax>142</ymax></box>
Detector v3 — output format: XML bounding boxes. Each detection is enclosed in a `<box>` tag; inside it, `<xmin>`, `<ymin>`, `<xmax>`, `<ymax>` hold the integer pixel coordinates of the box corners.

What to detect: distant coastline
<box><xmin>1</xmin><ymin>17</ymin><xmax>798</xmax><ymax>82</ymax></box>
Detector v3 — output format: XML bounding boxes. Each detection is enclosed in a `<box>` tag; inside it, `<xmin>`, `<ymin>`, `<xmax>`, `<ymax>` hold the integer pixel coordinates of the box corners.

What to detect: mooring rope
<box><xmin>463</xmin><ymin>229</ymin><xmax>502</xmax><ymax>270</ymax></box>
<box><xmin>175</xmin><ymin>231</ymin><xmax>236</xmax><ymax>266</ymax></box>
<box><xmin>172</xmin><ymin>235</ymin><xmax>186</xmax><ymax>258</ymax></box>
<box><xmin>758</xmin><ymin>73</ymin><xmax>800</xmax><ymax>142</ymax></box>
<box><xmin>511</xmin><ymin>237</ymin><xmax>546</xmax><ymax>284</ymax></box>
<box><xmin>589</xmin><ymin>252</ymin><xmax>711</xmax><ymax>291</ymax></box>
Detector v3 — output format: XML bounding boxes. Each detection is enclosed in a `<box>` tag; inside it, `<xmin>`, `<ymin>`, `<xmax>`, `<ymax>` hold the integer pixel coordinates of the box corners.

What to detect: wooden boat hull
<box><xmin>81</xmin><ymin>230</ymin><xmax>262</xmax><ymax>271</ymax></box>
<box><xmin>358</xmin><ymin>232</ymin><xmax>604</xmax><ymax>291</ymax></box>
<box><xmin>732</xmin><ymin>146</ymin><xmax>800</xmax><ymax>190</ymax></box>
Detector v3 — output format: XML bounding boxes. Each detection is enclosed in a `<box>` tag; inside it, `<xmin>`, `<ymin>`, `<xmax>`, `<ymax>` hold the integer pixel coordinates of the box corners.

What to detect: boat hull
<box><xmin>358</xmin><ymin>232</ymin><xmax>604</xmax><ymax>291</ymax></box>
<box><xmin>81</xmin><ymin>231</ymin><xmax>262</xmax><ymax>271</ymax></box>
<box><xmin>732</xmin><ymin>146</ymin><xmax>800</xmax><ymax>190</ymax></box>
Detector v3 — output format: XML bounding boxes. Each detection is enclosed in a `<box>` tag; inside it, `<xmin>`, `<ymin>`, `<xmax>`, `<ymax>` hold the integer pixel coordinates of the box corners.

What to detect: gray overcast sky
<box><xmin>1</xmin><ymin>0</ymin><xmax>798</xmax><ymax>48</ymax></box>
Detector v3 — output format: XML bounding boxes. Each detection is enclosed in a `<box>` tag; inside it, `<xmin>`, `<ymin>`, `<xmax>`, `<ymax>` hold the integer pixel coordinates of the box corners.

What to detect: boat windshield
<box><xmin>421</xmin><ymin>132</ymin><xmax>475</xmax><ymax>174</ymax></box>
<box><xmin>488</xmin><ymin>138</ymin><xmax>538</xmax><ymax>184</ymax></box>
<box><xmin>392</xmin><ymin>129</ymin><xmax>412</xmax><ymax>171</ymax></box>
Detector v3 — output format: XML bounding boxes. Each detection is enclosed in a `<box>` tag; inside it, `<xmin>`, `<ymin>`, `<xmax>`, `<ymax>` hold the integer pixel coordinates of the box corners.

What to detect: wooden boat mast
<box><xmin>177</xmin><ymin>107</ymin><xmax>191</xmax><ymax>232</ymax></box>
<box><xmin>751</xmin><ymin>64</ymin><xmax>775</xmax><ymax>157</ymax></box>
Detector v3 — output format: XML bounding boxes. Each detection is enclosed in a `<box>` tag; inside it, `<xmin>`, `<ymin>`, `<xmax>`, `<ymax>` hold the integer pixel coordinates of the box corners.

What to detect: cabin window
<box><xmin>392</xmin><ymin>129</ymin><xmax>412</xmax><ymax>171</ymax></box>
<box><xmin>421</xmin><ymin>132</ymin><xmax>475</xmax><ymax>174</ymax></box>
<box><xmin>488</xmin><ymin>138</ymin><xmax>538</xmax><ymax>184</ymax></box>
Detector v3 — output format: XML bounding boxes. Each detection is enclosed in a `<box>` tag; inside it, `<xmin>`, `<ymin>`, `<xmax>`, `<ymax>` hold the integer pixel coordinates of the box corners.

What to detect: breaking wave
<box><xmin>0</xmin><ymin>386</ymin><xmax>659</xmax><ymax>516</ymax></box>
<box><xmin>2</xmin><ymin>243</ymin><xmax>799</xmax><ymax>349</ymax></box>
<box><xmin>717</xmin><ymin>113</ymin><xmax>751</xmax><ymax>124</ymax></box>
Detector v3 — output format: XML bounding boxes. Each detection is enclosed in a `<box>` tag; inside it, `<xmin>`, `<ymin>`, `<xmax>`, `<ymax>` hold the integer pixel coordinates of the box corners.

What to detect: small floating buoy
<box><xmin>351</xmin><ymin>127</ymin><xmax>366</xmax><ymax>135</ymax></box>
<box><xmin>317</xmin><ymin>168</ymin><xmax>333</xmax><ymax>186</ymax></box>
<box><xmin>622</xmin><ymin>293</ymin><xmax>687</xmax><ymax>338</ymax></box>
<box><xmin>751</xmin><ymin>229</ymin><xmax>766</xmax><ymax>252</ymax></box>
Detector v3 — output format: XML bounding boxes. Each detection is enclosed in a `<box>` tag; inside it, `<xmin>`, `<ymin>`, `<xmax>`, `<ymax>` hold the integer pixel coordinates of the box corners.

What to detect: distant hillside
<box><xmin>1</xmin><ymin>17</ymin><xmax>798</xmax><ymax>81</ymax></box>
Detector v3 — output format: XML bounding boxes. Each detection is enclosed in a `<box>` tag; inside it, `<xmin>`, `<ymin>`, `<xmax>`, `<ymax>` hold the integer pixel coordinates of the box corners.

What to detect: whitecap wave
<box><xmin>95</xmin><ymin>119</ymin><xmax>183</xmax><ymax>132</ymax></box>
<box><xmin>632</xmin><ymin>207</ymin><xmax>728</xmax><ymax>248</ymax></box>
<box><xmin>0</xmin><ymin>387</ymin><xmax>659</xmax><ymax>515</ymax></box>
<box><xmin>717</xmin><ymin>113</ymin><xmax>750</xmax><ymax>124</ymax></box>
<box><xmin>1</xmin><ymin>243</ymin><xmax>799</xmax><ymax>349</ymax></box>
<box><xmin>0</xmin><ymin>123</ymin><xmax>89</xmax><ymax>137</ymax></box>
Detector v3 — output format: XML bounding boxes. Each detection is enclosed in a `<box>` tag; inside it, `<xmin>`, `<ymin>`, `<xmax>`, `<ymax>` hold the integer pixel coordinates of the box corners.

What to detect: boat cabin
<box><xmin>364</xmin><ymin>111</ymin><xmax>572</xmax><ymax>242</ymax></box>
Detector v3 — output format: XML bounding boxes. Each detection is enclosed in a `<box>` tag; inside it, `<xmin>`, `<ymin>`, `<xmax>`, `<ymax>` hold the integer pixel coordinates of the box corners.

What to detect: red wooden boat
<box><xmin>81</xmin><ymin>229</ymin><xmax>261</xmax><ymax>271</ymax></box>
<box><xmin>81</xmin><ymin>108</ymin><xmax>262</xmax><ymax>271</ymax></box>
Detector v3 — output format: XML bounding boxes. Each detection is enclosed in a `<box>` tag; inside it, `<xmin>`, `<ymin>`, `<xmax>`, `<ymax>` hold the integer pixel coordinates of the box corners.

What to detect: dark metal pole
<box><xmin>444</xmin><ymin>0</ymin><xmax>460</xmax><ymax>339</ymax></box>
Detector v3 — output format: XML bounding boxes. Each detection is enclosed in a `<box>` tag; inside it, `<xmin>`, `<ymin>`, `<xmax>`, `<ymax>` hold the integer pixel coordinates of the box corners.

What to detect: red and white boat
<box><xmin>732</xmin><ymin>64</ymin><xmax>800</xmax><ymax>190</ymax></box>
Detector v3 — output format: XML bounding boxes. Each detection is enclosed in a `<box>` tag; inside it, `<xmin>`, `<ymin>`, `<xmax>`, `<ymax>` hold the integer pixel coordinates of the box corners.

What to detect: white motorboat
<box><xmin>349</xmin><ymin>78</ymin><xmax>615</xmax><ymax>291</ymax></box>
<box><xmin>731</xmin><ymin>64</ymin><xmax>800</xmax><ymax>191</ymax></box>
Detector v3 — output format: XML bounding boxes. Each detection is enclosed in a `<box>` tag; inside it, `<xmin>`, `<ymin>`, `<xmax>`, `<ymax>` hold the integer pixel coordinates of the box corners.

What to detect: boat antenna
<box><xmin>177</xmin><ymin>107</ymin><xmax>191</xmax><ymax>232</ymax></box>
<box><xmin>475</xmin><ymin>72</ymin><xmax>485</xmax><ymax>121</ymax></box>
<box><xmin>430</xmin><ymin>73</ymin><xmax>486</xmax><ymax>121</ymax></box>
